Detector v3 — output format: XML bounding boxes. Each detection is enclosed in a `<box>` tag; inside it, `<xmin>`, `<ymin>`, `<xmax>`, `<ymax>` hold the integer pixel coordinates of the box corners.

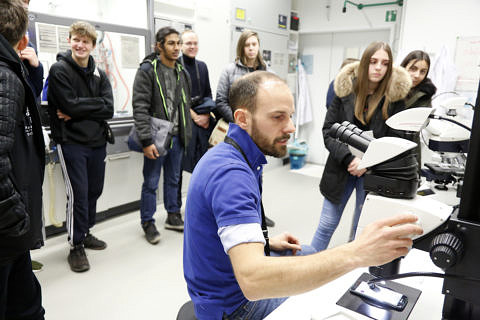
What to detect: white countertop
<box><xmin>265</xmin><ymin>249</ymin><xmax>445</xmax><ymax>320</ymax></box>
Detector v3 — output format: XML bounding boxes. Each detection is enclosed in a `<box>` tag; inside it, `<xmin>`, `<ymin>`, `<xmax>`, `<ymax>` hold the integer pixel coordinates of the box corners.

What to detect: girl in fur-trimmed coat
<box><xmin>311</xmin><ymin>42</ymin><xmax>412</xmax><ymax>252</ymax></box>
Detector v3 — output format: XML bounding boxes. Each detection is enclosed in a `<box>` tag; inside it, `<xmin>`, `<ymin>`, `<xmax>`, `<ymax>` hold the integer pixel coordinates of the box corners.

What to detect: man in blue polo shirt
<box><xmin>183</xmin><ymin>71</ymin><xmax>423</xmax><ymax>320</ymax></box>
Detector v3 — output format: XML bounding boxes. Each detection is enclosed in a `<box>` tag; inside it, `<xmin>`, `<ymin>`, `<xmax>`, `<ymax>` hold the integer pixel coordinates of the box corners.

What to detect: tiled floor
<box><xmin>32</xmin><ymin>164</ymin><xmax>357</xmax><ymax>319</ymax></box>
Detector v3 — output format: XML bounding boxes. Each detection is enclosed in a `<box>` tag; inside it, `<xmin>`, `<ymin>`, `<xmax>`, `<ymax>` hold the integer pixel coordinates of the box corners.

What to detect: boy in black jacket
<box><xmin>0</xmin><ymin>0</ymin><xmax>45</xmax><ymax>318</ymax></box>
<box><xmin>47</xmin><ymin>21</ymin><xmax>114</xmax><ymax>273</ymax></box>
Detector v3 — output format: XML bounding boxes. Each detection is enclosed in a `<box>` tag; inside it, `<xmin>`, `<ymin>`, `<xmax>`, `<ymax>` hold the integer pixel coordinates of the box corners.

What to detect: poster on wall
<box><xmin>455</xmin><ymin>36</ymin><xmax>480</xmax><ymax>93</ymax></box>
<box><xmin>34</xmin><ymin>21</ymin><xmax>145</xmax><ymax>118</ymax></box>
<box><xmin>288</xmin><ymin>54</ymin><xmax>296</xmax><ymax>74</ymax></box>
<box><xmin>121</xmin><ymin>35</ymin><xmax>140</xmax><ymax>69</ymax></box>
<box><xmin>300</xmin><ymin>55</ymin><xmax>313</xmax><ymax>75</ymax></box>
<box><xmin>57</xmin><ymin>26</ymin><xmax>70</xmax><ymax>52</ymax></box>
<box><xmin>236</xmin><ymin>8</ymin><xmax>246</xmax><ymax>21</ymax></box>
<box><xmin>262</xmin><ymin>49</ymin><xmax>272</xmax><ymax>67</ymax></box>
<box><xmin>37</xmin><ymin>23</ymin><xmax>57</xmax><ymax>54</ymax></box>
<box><xmin>278</xmin><ymin>14</ymin><xmax>287</xmax><ymax>29</ymax></box>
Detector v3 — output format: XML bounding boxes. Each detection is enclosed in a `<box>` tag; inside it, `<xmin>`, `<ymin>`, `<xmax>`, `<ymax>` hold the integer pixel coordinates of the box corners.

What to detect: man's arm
<box><xmin>190</xmin><ymin>109</ymin><xmax>209</xmax><ymax>129</ymax></box>
<box><xmin>20</xmin><ymin>46</ymin><xmax>44</xmax><ymax>98</ymax></box>
<box><xmin>48</xmin><ymin>65</ymin><xmax>110</xmax><ymax>119</ymax></box>
<box><xmin>229</xmin><ymin>214</ymin><xmax>422</xmax><ymax>301</ymax></box>
<box><xmin>322</xmin><ymin>95</ymin><xmax>354</xmax><ymax>168</ymax></box>
<box><xmin>0</xmin><ymin>71</ymin><xmax>29</xmax><ymax>236</ymax></box>
<box><xmin>89</xmin><ymin>70</ymin><xmax>114</xmax><ymax>120</ymax></box>
<box><xmin>215</xmin><ymin>67</ymin><xmax>234</xmax><ymax>123</ymax></box>
<box><xmin>132</xmin><ymin>67</ymin><xmax>154</xmax><ymax>147</ymax></box>
<box><xmin>202</xmin><ymin>62</ymin><xmax>212</xmax><ymax>99</ymax></box>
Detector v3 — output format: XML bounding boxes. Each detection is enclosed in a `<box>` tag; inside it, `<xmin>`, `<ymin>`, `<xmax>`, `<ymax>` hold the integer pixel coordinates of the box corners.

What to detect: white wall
<box><xmin>399</xmin><ymin>0</ymin><xmax>480</xmax><ymax>60</ymax></box>
<box><xmin>297</xmin><ymin>0</ymin><xmax>402</xmax><ymax>43</ymax></box>
<box><xmin>29</xmin><ymin>0</ymin><xmax>148</xmax><ymax>29</ymax></box>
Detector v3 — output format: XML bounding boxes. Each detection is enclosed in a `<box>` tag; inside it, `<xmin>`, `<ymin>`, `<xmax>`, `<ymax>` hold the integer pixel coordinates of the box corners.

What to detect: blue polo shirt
<box><xmin>183</xmin><ymin>123</ymin><xmax>267</xmax><ymax>320</ymax></box>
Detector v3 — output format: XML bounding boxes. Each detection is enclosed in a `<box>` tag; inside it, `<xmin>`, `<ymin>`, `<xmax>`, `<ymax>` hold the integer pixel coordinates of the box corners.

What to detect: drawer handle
<box><xmin>108</xmin><ymin>154</ymin><xmax>131</xmax><ymax>161</ymax></box>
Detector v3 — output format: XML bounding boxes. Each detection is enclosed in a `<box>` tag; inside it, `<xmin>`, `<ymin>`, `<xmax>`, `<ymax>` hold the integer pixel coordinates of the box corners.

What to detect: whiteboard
<box><xmin>454</xmin><ymin>36</ymin><xmax>480</xmax><ymax>92</ymax></box>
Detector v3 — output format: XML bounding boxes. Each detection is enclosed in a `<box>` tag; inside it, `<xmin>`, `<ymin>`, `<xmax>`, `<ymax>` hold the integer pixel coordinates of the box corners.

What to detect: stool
<box><xmin>176</xmin><ymin>300</ymin><xmax>196</xmax><ymax>320</ymax></box>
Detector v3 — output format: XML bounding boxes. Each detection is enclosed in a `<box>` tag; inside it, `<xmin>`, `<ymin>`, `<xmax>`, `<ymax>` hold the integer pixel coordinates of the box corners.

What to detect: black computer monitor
<box><xmin>458</xmin><ymin>80</ymin><xmax>480</xmax><ymax>222</ymax></box>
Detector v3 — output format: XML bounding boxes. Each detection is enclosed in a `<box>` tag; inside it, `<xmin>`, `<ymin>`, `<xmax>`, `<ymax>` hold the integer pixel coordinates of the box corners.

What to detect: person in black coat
<box><xmin>400</xmin><ymin>50</ymin><xmax>436</xmax><ymax>109</ymax></box>
<box><xmin>0</xmin><ymin>1</ymin><xmax>45</xmax><ymax>318</ymax></box>
<box><xmin>179</xmin><ymin>30</ymin><xmax>214</xmax><ymax>172</ymax></box>
<box><xmin>311</xmin><ymin>42</ymin><xmax>412</xmax><ymax>252</ymax></box>
<box><xmin>48</xmin><ymin>21</ymin><xmax>114</xmax><ymax>273</ymax></box>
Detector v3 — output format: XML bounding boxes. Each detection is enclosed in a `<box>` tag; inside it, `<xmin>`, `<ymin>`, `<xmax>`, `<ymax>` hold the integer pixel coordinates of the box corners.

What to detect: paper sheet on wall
<box><xmin>300</xmin><ymin>55</ymin><xmax>313</xmax><ymax>75</ymax></box>
<box><xmin>38</xmin><ymin>23</ymin><xmax>57</xmax><ymax>54</ymax></box>
<box><xmin>121</xmin><ymin>35</ymin><xmax>140</xmax><ymax>69</ymax></box>
<box><xmin>272</xmin><ymin>52</ymin><xmax>286</xmax><ymax>73</ymax></box>
<box><xmin>57</xmin><ymin>26</ymin><xmax>70</xmax><ymax>52</ymax></box>
<box><xmin>344</xmin><ymin>47</ymin><xmax>360</xmax><ymax>59</ymax></box>
<box><xmin>454</xmin><ymin>36</ymin><xmax>480</xmax><ymax>92</ymax></box>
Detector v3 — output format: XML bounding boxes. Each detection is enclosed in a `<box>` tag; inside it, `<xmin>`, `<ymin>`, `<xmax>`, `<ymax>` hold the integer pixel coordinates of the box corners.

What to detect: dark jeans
<box><xmin>0</xmin><ymin>252</ymin><xmax>45</xmax><ymax>320</ymax></box>
<box><xmin>60</xmin><ymin>144</ymin><xmax>107</xmax><ymax>245</ymax></box>
<box><xmin>140</xmin><ymin>136</ymin><xmax>183</xmax><ymax>223</ymax></box>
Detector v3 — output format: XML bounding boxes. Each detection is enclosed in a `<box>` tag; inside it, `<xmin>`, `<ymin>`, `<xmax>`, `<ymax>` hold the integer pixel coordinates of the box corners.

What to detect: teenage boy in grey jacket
<box><xmin>132</xmin><ymin>26</ymin><xmax>192</xmax><ymax>244</ymax></box>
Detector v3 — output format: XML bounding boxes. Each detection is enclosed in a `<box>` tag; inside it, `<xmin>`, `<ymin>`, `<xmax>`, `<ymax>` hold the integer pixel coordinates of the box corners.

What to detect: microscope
<box><xmin>422</xmin><ymin>97</ymin><xmax>471</xmax><ymax>190</ymax></box>
<box><xmin>330</xmin><ymin>104</ymin><xmax>480</xmax><ymax>319</ymax></box>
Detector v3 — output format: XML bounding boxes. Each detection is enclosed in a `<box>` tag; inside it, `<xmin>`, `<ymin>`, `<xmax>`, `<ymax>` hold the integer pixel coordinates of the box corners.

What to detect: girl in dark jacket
<box><xmin>311</xmin><ymin>42</ymin><xmax>412</xmax><ymax>252</ymax></box>
<box><xmin>401</xmin><ymin>50</ymin><xmax>437</xmax><ymax>109</ymax></box>
<box><xmin>400</xmin><ymin>50</ymin><xmax>437</xmax><ymax>168</ymax></box>
<box><xmin>215</xmin><ymin>29</ymin><xmax>269</xmax><ymax>123</ymax></box>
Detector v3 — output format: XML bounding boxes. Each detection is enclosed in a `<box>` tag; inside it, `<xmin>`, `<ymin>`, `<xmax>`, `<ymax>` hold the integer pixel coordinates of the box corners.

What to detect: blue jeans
<box><xmin>140</xmin><ymin>136</ymin><xmax>183</xmax><ymax>223</ymax></box>
<box><xmin>223</xmin><ymin>245</ymin><xmax>315</xmax><ymax>319</ymax></box>
<box><xmin>311</xmin><ymin>175</ymin><xmax>365</xmax><ymax>252</ymax></box>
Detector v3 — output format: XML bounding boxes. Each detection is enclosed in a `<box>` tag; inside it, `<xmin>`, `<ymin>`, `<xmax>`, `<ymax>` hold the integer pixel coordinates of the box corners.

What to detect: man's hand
<box><xmin>143</xmin><ymin>144</ymin><xmax>159</xmax><ymax>159</ymax></box>
<box><xmin>348</xmin><ymin>157</ymin><xmax>367</xmax><ymax>177</ymax></box>
<box><xmin>349</xmin><ymin>214</ymin><xmax>423</xmax><ymax>268</ymax></box>
<box><xmin>190</xmin><ymin>109</ymin><xmax>210</xmax><ymax>129</ymax></box>
<box><xmin>57</xmin><ymin>109</ymin><xmax>71</xmax><ymax>121</ymax></box>
<box><xmin>269</xmin><ymin>232</ymin><xmax>302</xmax><ymax>256</ymax></box>
<box><xmin>19</xmin><ymin>47</ymin><xmax>39</xmax><ymax>68</ymax></box>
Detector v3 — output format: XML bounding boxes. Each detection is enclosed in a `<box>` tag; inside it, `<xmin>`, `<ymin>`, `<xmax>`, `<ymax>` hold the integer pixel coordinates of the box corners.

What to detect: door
<box><xmin>298</xmin><ymin>29</ymin><xmax>390</xmax><ymax>165</ymax></box>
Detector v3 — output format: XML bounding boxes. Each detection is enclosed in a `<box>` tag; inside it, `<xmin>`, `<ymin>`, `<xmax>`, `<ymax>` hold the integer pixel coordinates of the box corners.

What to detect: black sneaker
<box><xmin>165</xmin><ymin>212</ymin><xmax>184</xmax><ymax>231</ymax></box>
<box><xmin>265</xmin><ymin>216</ymin><xmax>275</xmax><ymax>227</ymax></box>
<box><xmin>83</xmin><ymin>233</ymin><xmax>107</xmax><ymax>250</ymax></box>
<box><xmin>142</xmin><ymin>221</ymin><xmax>161</xmax><ymax>244</ymax></box>
<box><xmin>68</xmin><ymin>245</ymin><xmax>90</xmax><ymax>273</ymax></box>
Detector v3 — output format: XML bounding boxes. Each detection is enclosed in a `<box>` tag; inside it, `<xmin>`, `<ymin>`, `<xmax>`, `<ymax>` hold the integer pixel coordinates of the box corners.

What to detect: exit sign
<box><xmin>386</xmin><ymin>10</ymin><xmax>397</xmax><ymax>22</ymax></box>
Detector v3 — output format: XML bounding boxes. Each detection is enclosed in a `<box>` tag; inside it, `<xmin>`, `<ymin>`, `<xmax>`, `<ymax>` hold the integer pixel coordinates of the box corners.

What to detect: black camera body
<box><xmin>191</xmin><ymin>96</ymin><xmax>202</xmax><ymax>107</ymax></box>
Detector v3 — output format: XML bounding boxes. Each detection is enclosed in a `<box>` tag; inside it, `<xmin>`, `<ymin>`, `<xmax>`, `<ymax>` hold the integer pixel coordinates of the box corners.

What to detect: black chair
<box><xmin>176</xmin><ymin>300</ymin><xmax>196</xmax><ymax>320</ymax></box>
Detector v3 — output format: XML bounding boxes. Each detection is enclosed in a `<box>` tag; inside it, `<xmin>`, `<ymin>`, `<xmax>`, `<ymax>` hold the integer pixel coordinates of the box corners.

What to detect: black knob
<box><xmin>430</xmin><ymin>233</ymin><xmax>463</xmax><ymax>269</ymax></box>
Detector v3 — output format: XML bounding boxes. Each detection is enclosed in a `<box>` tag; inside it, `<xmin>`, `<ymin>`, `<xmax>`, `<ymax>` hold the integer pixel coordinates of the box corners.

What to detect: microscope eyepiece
<box><xmin>329</xmin><ymin>122</ymin><xmax>371</xmax><ymax>153</ymax></box>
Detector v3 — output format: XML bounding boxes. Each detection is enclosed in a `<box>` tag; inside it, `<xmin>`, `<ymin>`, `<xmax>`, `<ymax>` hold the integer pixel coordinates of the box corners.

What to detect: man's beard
<box><xmin>251</xmin><ymin>121</ymin><xmax>290</xmax><ymax>158</ymax></box>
